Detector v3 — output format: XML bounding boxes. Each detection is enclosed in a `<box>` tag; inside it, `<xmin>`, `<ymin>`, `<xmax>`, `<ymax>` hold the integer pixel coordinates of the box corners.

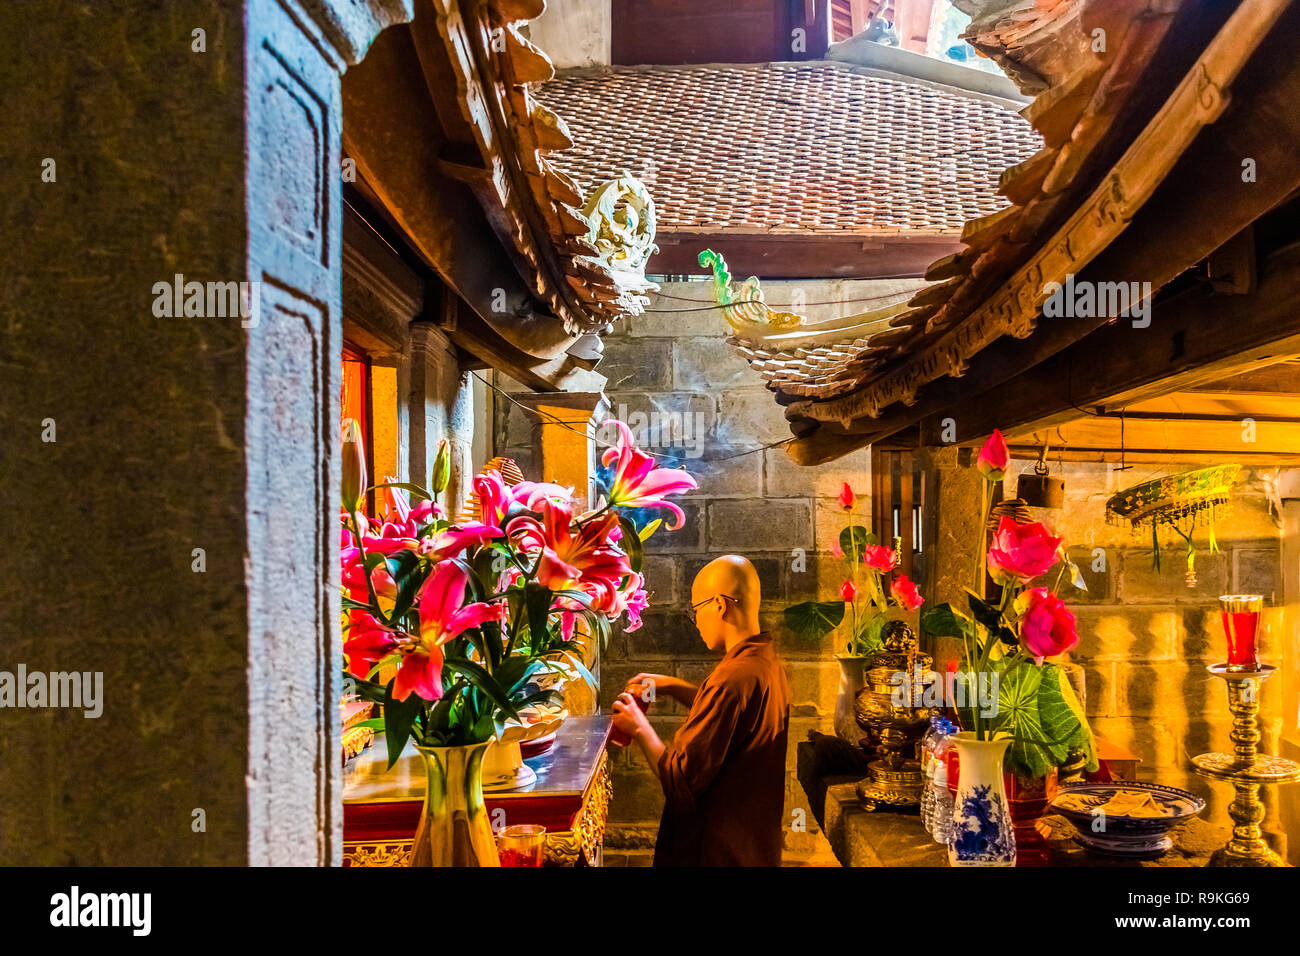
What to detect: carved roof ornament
<box><xmin>579</xmin><ymin>175</ymin><xmax>660</xmax><ymax>315</ymax></box>
<box><xmin>426</xmin><ymin>0</ymin><xmax>662</xmax><ymax>340</ymax></box>
<box><xmin>698</xmin><ymin>249</ymin><xmax>805</xmax><ymax>332</ymax></box>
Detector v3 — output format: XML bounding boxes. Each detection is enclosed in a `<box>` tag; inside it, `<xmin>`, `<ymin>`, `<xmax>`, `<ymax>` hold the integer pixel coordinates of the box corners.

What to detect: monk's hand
<box><xmin>627</xmin><ymin>672</ymin><xmax>681</xmax><ymax>705</ymax></box>
<box><xmin>611</xmin><ymin>691</ymin><xmax>651</xmax><ymax>742</ymax></box>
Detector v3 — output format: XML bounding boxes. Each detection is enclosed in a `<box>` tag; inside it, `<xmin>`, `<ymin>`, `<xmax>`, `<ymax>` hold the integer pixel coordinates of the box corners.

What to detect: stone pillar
<box><xmin>0</xmin><ymin>0</ymin><xmax>413</xmax><ymax>866</ymax></box>
<box><xmin>512</xmin><ymin>392</ymin><xmax>611</xmax><ymax>510</ymax></box>
<box><xmin>916</xmin><ymin>445</ymin><xmax>983</xmax><ymax>672</ymax></box>
<box><xmin>408</xmin><ymin>321</ymin><xmax>474</xmax><ymax>508</ymax></box>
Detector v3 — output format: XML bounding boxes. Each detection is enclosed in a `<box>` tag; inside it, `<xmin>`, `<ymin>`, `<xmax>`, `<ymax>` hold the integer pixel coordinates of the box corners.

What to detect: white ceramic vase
<box><xmin>947</xmin><ymin>732</ymin><xmax>1017</xmax><ymax>867</ymax></box>
<box><xmin>833</xmin><ymin>655</ymin><xmax>870</xmax><ymax>745</ymax></box>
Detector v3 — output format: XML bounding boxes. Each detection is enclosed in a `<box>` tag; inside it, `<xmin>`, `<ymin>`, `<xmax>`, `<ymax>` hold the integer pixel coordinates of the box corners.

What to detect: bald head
<box><xmin>690</xmin><ymin>555</ymin><xmax>762</xmax><ymax>650</ymax></box>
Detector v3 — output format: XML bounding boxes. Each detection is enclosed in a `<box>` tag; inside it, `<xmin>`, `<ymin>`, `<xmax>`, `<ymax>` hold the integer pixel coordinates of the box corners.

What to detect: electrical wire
<box><xmin>472</xmin><ymin>370</ymin><xmax>794</xmax><ymax>465</ymax></box>
<box><xmin>642</xmin><ymin>288</ymin><xmax>922</xmax><ymax>314</ymax></box>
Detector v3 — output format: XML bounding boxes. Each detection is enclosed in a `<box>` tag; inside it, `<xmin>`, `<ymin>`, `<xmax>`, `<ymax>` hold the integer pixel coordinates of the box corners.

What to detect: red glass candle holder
<box><xmin>609</xmin><ymin>693</ymin><xmax>650</xmax><ymax>748</ymax></box>
<box><xmin>1219</xmin><ymin>594</ymin><xmax>1263</xmax><ymax>671</ymax></box>
<box><xmin>497</xmin><ymin>824</ymin><xmax>546</xmax><ymax>867</ymax></box>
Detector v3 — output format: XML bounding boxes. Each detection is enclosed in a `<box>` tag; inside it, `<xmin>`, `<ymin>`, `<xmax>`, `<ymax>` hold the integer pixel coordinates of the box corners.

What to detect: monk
<box><xmin>611</xmin><ymin>555</ymin><xmax>791</xmax><ymax>866</ymax></box>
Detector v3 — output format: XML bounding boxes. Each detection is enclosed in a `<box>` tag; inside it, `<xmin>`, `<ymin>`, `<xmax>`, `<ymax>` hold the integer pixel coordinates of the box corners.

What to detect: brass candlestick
<box><xmin>1191</xmin><ymin>663</ymin><xmax>1299</xmax><ymax>867</ymax></box>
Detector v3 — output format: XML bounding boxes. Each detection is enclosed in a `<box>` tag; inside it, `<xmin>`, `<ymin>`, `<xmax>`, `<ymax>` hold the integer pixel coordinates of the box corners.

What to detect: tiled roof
<box><xmin>540</xmin><ymin>62</ymin><xmax>1041</xmax><ymax>237</ymax></box>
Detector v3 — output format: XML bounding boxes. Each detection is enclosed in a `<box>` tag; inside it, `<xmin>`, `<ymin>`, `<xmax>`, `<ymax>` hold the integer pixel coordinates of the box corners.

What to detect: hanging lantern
<box><xmin>1017</xmin><ymin>443</ymin><xmax>1065</xmax><ymax>509</ymax></box>
<box><xmin>1105</xmin><ymin>465</ymin><xmax>1240</xmax><ymax>587</ymax></box>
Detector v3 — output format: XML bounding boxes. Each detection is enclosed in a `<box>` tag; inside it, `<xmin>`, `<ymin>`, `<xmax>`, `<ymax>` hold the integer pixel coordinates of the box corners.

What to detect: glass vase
<box><xmin>409</xmin><ymin>742</ymin><xmax>500</xmax><ymax>867</ymax></box>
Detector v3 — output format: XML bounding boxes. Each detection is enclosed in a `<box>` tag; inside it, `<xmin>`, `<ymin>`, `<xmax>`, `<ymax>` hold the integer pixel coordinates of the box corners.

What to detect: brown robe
<box><xmin>653</xmin><ymin>632</ymin><xmax>790</xmax><ymax>866</ymax></box>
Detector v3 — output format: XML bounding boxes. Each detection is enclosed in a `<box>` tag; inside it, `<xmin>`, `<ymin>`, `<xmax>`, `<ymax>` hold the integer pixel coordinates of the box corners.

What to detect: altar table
<box><xmin>797</xmin><ymin>734</ymin><xmax>1228</xmax><ymax>867</ymax></box>
<box><xmin>343</xmin><ymin>715</ymin><xmax>613</xmax><ymax>866</ymax></box>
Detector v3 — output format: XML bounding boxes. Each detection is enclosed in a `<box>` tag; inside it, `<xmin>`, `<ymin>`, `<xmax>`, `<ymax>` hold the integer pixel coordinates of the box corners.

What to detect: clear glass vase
<box><xmin>947</xmin><ymin>733</ymin><xmax>1016</xmax><ymax>867</ymax></box>
<box><xmin>409</xmin><ymin>742</ymin><xmax>500</xmax><ymax>867</ymax></box>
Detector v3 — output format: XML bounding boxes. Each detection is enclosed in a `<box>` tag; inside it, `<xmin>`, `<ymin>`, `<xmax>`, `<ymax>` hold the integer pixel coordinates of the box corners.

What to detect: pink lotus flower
<box><xmin>600</xmin><ymin>420</ymin><xmax>697</xmax><ymax>529</ymax></box>
<box><xmin>840</xmin><ymin>580</ymin><xmax>858</xmax><ymax>602</ymax></box>
<box><xmin>987</xmin><ymin>516</ymin><xmax>1063</xmax><ymax>584</ymax></box>
<box><xmin>1020</xmin><ymin>587</ymin><xmax>1079</xmax><ymax>662</ymax></box>
<box><xmin>839</xmin><ymin>482</ymin><xmax>856</xmax><ymax>510</ymax></box>
<box><xmin>977</xmin><ymin>429</ymin><xmax>1009</xmax><ymax>480</ymax></box>
<box><xmin>830</xmin><ymin>539</ymin><xmax>844</xmax><ymax>559</ymax></box>
<box><xmin>862</xmin><ymin>545</ymin><xmax>898</xmax><ymax>572</ymax></box>
<box><xmin>892</xmin><ymin>574</ymin><xmax>924</xmax><ymax>612</ymax></box>
<box><xmin>395</xmin><ymin>562</ymin><xmax>508</xmax><ymax>701</ymax></box>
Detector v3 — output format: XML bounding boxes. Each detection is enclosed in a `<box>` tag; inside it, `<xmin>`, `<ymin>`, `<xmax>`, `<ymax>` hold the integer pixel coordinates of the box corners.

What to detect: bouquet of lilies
<box><xmin>921</xmin><ymin>430</ymin><xmax>1096</xmax><ymax>778</ymax></box>
<box><xmin>340</xmin><ymin>419</ymin><xmax>695</xmax><ymax>763</ymax></box>
<box><xmin>783</xmin><ymin>482</ymin><xmax>923</xmax><ymax>655</ymax></box>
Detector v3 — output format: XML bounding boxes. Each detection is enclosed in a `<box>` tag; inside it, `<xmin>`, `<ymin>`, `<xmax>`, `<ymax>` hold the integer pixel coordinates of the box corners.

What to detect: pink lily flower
<box><xmin>600</xmin><ymin>419</ymin><xmax>698</xmax><ymax>529</ymax></box>
<box><xmin>394</xmin><ymin>562</ymin><xmax>508</xmax><ymax>702</ymax></box>
<box><xmin>507</xmin><ymin>498</ymin><xmax>630</xmax><ymax>595</ymax></box>
<box><xmin>343</xmin><ymin>611</ymin><xmax>398</xmax><ymax>679</ymax></box>
<box><xmin>419</xmin><ymin>521</ymin><xmax>503</xmax><ymax>560</ymax></box>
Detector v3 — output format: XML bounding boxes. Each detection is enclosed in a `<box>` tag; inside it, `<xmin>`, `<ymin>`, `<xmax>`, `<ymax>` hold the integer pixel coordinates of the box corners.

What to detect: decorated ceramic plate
<box><xmin>1050</xmin><ymin>781</ymin><xmax>1205</xmax><ymax>858</ymax></box>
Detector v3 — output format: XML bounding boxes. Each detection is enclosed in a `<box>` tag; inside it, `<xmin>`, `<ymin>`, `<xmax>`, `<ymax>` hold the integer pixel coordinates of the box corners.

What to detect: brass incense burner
<box><xmin>853</xmin><ymin>621</ymin><xmax>939</xmax><ymax>811</ymax></box>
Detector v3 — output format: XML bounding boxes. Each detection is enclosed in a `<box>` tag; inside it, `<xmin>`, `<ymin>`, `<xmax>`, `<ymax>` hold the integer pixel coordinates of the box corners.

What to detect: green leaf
<box><xmin>966</xmin><ymin>589</ymin><xmax>1016</xmax><ymax>644</ymax></box>
<box><xmin>444</xmin><ymin>658</ymin><xmax>520</xmax><ymax>724</ymax></box>
<box><xmin>921</xmin><ymin>602</ymin><xmax>973</xmax><ymax>639</ymax></box>
<box><xmin>381</xmin><ymin>682</ymin><xmax>424</xmax><ymax>769</ymax></box>
<box><xmin>618</xmin><ymin>515</ymin><xmax>644</xmax><ymax>574</ymax></box>
<box><xmin>852</xmin><ymin>613</ymin><xmax>886</xmax><ymax>656</ymax></box>
<box><xmin>524</xmin><ymin>582</ymin><xmax>553</xmax><ymax>653</ymax></box>
<box><xmin>371</xmin><ymin>480</ymin><xmax>435</xmax><ymax>503</ymax></box>
<box><xmin>839</xmin><ymin>525</ymin><xmax>876</xmax><ymax>561</ymax></box>
<box><xmin>782</xmin><ymin>600</ymin><xmax>845</xmax><ymax>640</ymax></box>
<box><xmin>554</xmin><ymin>650</ymin><xmax>598</xmax><ymax>693</ymax></box>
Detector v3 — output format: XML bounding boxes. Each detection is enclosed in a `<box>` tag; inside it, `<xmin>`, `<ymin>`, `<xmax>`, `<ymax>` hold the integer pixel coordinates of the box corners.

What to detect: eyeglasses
<box><xmin>688</xmin><ymin>593</ymin><xmax>737</xmax><ymax>623</ymax></box>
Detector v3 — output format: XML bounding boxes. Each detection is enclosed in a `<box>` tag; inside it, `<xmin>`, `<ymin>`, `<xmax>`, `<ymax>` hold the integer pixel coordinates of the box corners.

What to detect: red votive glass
<box><xmin>1219</xmin><ymin>594</ymin><xmax>1263</xmax><ymax>670</ymax></box>
<box><xmin>497</xmin><ymin>824</ymin><xmax>546</xmax><ymax>867</ymax></box>
<box><xmin>609</xmin><ymin>693</ymin><xmax>650</xmax><ymax>748</ymax></box>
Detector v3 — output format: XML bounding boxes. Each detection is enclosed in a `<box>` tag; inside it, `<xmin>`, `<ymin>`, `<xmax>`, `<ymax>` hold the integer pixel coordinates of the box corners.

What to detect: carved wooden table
<box><xmin>343</xmin><ymin>715</ymin><xmax>613</xmax><ymax>866</ymax></box>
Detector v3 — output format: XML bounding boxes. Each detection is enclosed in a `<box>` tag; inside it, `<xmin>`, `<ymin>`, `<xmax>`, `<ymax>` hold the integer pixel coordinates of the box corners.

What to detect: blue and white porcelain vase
<box><xmin>947</xmin><ymin>732</ymin><xmax>1017</xmax><ymax>867</ymax></box>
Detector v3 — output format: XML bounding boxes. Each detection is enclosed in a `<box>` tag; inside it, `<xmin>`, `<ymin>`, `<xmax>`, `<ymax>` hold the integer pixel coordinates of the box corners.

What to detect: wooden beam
<box><xmin>1006</xmin><ymin>415</ymin><xmax>1300</xmax><ymax>464</ymax></box>
<box><xmin>648</xmin><ymin>233</ymin><xmax>962</xmax><ymax>280</ymax></box>
<box><xmin>922</xmin><ymin>241</ymin><xmax>1300</xmax><ymax>445</ymax></box>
